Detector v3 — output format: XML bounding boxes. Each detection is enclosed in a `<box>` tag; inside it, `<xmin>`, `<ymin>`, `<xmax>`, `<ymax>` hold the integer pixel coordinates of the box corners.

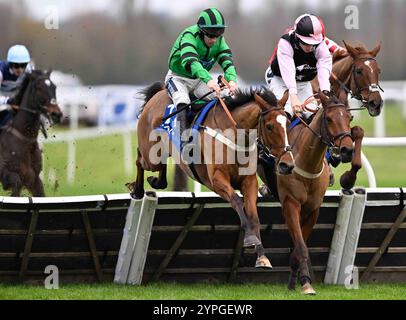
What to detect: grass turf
<box><xmin>0</xmin><ymin>283</ymin><xmax>405</xmax><ymax>300</ymax></box>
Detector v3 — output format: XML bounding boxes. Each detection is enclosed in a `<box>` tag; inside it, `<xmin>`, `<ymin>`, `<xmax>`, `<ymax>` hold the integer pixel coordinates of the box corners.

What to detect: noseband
<box><xmin>320</xmin><ymin>104</ymin><xmax>352</xmax><ymax>154</ymax></box>
<box><xmin>351</xmin><ymin>57</ymin><xmax>384</xmax><ymax>104</ymax></box>
<box><xmin>257</xmin><ymin>108</ymin><xmax>292</xmax><ymax>163</ymax></box>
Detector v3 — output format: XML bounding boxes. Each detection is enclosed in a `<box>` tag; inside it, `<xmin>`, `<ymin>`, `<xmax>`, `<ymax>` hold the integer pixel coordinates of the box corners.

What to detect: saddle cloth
<box><xmin>155</xmin><ymin>99</ymin><xmax>217</xmax><ymax>152</ymax></box>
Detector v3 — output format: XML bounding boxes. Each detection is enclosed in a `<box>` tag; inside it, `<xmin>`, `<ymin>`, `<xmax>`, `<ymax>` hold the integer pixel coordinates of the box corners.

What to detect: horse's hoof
<box><xmin>340</xmin><ymin>172</ymin><xmax>355</xmax><ymax>190</ymax></box>
<box><xmin>243</xmin><ymin>235</ymin><xmax>261</xmax><ymax>248</ymax></box>
<box><xmin>130</xmin><ymin>189</ymin><xmax>145</xmax><ymax>200</ymax></box>
<box><xmin>147</xmin><ymin>176</ymin><xmax>167</xmax><ymax>189</ymax></box>
<box><xmin>288</xmin><ymin>284</ymin><xmax>296</xmax><ymax>291</ymax></box>
<box><xmin>255</xmin><ymin>255</ymin><xmax>272</xmax><ymax>269</ymax></box>
<box><xmin>301</xmin><ymin>283</ymin><xmax>316</xmax><ymax>295</ymax></box>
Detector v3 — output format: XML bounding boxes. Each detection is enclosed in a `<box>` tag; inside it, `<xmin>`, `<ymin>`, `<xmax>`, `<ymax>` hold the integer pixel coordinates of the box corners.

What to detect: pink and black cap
<box><xmin>294</xmin><ymin>14</ymin><xmax>325</xmax><ymax>45</ymax></box>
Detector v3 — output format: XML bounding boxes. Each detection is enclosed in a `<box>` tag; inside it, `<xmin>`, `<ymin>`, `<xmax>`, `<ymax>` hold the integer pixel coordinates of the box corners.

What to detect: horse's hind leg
<box><xmin>211</xmin><ymin>170</ymin><xmax>257</xmax><ymax>247</ymax></box>
<box><xmin>147</xmin><ymin>164</ymin><xmax>168</xmax><ymax>190</ymax></box>
<box><xmin>340</xmin><ymin>126</ymin><xmax>364</xmax><ymax>190</ymax></box>
<box><xmin>127</xmin><ymin>148</ymin><xmax>145</xmax><ymax>199</ymax></box>
<box><xmin>241</xmin><ymin>175</ymin><xmax>271</xmax><ymax>269</ymax></box>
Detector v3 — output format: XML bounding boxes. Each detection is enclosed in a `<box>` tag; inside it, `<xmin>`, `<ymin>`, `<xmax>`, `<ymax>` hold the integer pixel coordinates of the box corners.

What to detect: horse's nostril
<box><xmin>340</xmin><ymin>147</ymin><xmax>353</xmax><ymax>163</ymax></box>
<box><xmin>279</xmin><ymin>162</ymin><xmax>294</xmax><ymax>175</ymax></box>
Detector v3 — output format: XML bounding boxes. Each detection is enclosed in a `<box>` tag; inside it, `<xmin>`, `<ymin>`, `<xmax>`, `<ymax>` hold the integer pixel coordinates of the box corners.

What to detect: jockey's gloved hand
<box><xmin>7</xmin><ymin>96</ymin><xmax>18</xmax><ymax>106</ymax></box>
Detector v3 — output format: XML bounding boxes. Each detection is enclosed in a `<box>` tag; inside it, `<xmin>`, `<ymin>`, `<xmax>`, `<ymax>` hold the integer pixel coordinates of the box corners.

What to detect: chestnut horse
<box><xmin>128</xmin><ymin>84</ymin><xmax>294</xmax><ymax>268</ymax></box>
<box><xmin>273</xmin><ymin>91</ymin><xmax>353</xmax><ymax>294</ymax></box>
<box><xmin>313</xmin><ymin>41</ymin><xmax>383</xmax><ymax>190</ymax></box>
<box><xmin>0</xmin><ymin>70</ymin><xmax>62</xmax><ymax>197</ymax></box>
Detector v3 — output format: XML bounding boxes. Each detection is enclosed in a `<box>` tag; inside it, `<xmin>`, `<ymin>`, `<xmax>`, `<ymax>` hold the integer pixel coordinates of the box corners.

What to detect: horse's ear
<box><xmin>318</xmin><ymin>90</ymin><xmax>329</xmax><ymax>107</ymax></box>
<box><xmin>343</xmin><ymin>41</ymin><xmax>357</xmax><ymax>58</ymax></box>
<box><xmin>370</xmin><ymin>41</ymin><xmax>381</xmax><ymax>57</ymax></box>
<box><xmin>278</xmin><ymin>90</ymin><xmax>289</xmax><ymax>108</ymax></box>
<box><xmin>254</xmin><ymin>93</ymin><xmax>269</xmax><ymax>111</ymax></box>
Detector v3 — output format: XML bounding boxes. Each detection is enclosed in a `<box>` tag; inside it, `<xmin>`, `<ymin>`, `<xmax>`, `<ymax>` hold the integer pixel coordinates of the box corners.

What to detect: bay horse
<box><xmin>0</xmin><ymin>70</ymin><xmax>62</xmax><ymax>197</ymax></box>
<box><xmin>272</xmin><ymin>91</ymin><xmax>353</xmax><ymax>294</ymax></box>
<box><xmin>128</xmin><ymin>83</ymin><xmax>295</xmax><ymax>268</ymax></box>
<box><xmin>312</xmin><ymin>41</ymin><xmax>383</xmax><ymax>190</ymax></box>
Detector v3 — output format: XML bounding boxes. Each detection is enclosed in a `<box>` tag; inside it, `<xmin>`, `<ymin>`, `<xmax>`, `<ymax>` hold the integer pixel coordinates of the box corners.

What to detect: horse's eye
<box><xmin>266</xmin><ymin>123</ymin><xmax>274</xmax><ymax>131</ymax></box>
<box><xmin>326</xmin><ymin>117</ymin><xmax>333</xmax><ymax>124</ymax></box>
<box><xmin>350</xmin><ymin>115</ymin><xmax>354</xmax><ymax>122</ymax></box>
<box><xmin>356</xmin><ymin>68</ymin><xmax>363</xmax><ymax>75</ymax></box>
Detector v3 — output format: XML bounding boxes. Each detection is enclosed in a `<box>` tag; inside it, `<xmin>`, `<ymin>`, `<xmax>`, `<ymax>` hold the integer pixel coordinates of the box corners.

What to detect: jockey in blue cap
<box><xmin>0</xmin><ymin>45</ymin><xmax>33</xmax><ymax>126</ymax></box>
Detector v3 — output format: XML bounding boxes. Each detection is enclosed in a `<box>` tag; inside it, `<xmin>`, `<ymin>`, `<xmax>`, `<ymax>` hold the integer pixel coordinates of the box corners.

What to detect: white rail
<box><xmin>40</xmin><ymin>124</ymin><xmax>406</xmax><ymax>189</ymax></box>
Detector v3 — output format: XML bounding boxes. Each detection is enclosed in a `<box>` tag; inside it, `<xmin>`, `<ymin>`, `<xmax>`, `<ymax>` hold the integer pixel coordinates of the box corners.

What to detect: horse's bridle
<box><xmin>293</xmin><ymin>103</ymin><xmax>352</xmax><ymax>157</ymax></box>
<box><xmin>257</xmin><ymin>107</ymin><xmax>292</xmax><ymax>163</ymax></box>
<box><xmin>15</xmin><ymin>76</ymin><xmax>58</xmax><ymax>117</ymax></box>
<box><xmin>334</xmin><ymin>57</ymin><xmax>384</xmax><ymax>109</ymax></box>
<box><xmin>351</xmin><ymin>57</ymin><xmax>384</xmax><ymax>103</ymax></box>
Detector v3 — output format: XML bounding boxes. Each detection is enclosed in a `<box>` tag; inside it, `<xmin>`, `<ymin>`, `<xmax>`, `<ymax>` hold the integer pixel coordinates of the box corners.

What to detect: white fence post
<box><xmin>127</xmin><ymin>192</ymin><xmax>158</xmax><ymax>285</ymax></box>
<box><xmin>337</xmin><ymin>188</ymin><xmax>367</xmax><ymax>285</ymax></box>
<box><xmin>114</xmin><ymin>198</ymin><xmax>144</xmax><ymax>284</ymax></box>
<box><xmin>374</xmin><ymin>107</ymin><xmax>385</xmax><ymax>137</ymax></box>
<box><xmin>67</xmin><ymin>103</ymin><xmax>79</xmax><ymax>185</ymax></box>
<box><xmin>402</xmin><ymin>83</ymin><xmax>406</xmax><ymax>120</ymax></box>
<box><xmin>361</xmin><ymin>151</ymin><xmax>377</xmax><ymax>188</ymax></box>
<box><xmin>123</xmin><ymin>131</ymin><xmax>133</xmax><ymax>176</ymax></box>
<box><xmin>324</xmin><ymin>189</ymin><xmax>354</xmax><ymax>284</ymax></box>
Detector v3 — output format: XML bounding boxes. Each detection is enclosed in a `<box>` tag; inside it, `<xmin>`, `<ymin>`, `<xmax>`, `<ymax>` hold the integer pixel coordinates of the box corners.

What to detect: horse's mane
<box><xmin>139</xmin><ymin>82</ymin><xmax>165</xmax><ymax>115</ymax></box>
<box><xmin>333</xmin><ymin>42</ymin><xmax>372</xmax><ymax>62</ymax></box>
<box><xmin>224</xmin><ymin>86</ymin><xmax>278</xmax><ymax>111</ymax></box>
<box><xmin>11</xmin><ymin>70</ymin><xmax>47</xmax><ymax>105</ymax></box>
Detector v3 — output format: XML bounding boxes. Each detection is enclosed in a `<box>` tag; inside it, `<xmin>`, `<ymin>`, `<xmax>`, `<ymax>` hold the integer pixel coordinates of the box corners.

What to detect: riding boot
<box><xmin>176</xmin><ymin>104</ymin><xmax>188</xmax><ymax>146</ymax></box>
<box><xmin>259</xmin><ymin>184</ymin><xmax>272</xmax><ymax>197</ymax></box>
<box><xmin>328</xmin><ymin>164</ymin><xmax>335</xmax><ymax>187</ymax></box>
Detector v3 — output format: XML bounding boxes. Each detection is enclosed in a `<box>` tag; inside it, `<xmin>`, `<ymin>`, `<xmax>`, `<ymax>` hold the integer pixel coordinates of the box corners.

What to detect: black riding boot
<box><xmin>176</xmin><ymin>103</ymin><xmax>188</xmax><ymax>145</ymax></box>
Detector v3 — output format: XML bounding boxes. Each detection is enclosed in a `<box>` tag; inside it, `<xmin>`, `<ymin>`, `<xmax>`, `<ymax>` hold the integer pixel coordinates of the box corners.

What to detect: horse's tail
<box><xmin>138</xmin><ymin>82</ymin><xmax>165</xmax><ymax>115</ymax></box>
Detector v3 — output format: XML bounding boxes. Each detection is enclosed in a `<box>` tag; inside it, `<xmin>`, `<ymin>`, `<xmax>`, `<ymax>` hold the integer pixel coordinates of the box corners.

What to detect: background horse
<box><xmin>128</xmin><ymin>84</ymin><xmax>294</xmax><ymax>268</ymax></box>
<box><xmin>0</xmin><ymin>70</ymin><xmax>62</xmax><ymax>197</ymax></box>
<box><xmin>267</xmin><ymin>91</ymin><xmax>353</xmax><ymax>294</ymax></box>
<box><xmin>312</xmin><ymin>41</ymin><xmax>383</xmax><ymax>190</ymax></box>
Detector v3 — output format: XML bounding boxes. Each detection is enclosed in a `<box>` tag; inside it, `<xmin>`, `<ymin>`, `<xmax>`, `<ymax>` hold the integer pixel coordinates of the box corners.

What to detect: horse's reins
<box><xmin>6</xmin><ymin>76</ymin><xmax>57</xmax><ymax>142</ymax></box>
<box><xmin>293</xmin><ymin>101</ymin><xmax>352</xmax><ymax>149</ymax></box>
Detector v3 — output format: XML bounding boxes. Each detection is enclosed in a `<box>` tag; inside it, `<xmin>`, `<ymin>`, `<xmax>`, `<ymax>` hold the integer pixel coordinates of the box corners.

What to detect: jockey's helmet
<box><xmin>293</xmin><ymin>14</ymin><xmax>325</xmax><ymax>45</ymax></box>
<box><xmin>7</xmin><ymin>45</ymin><xmax>31</xmax><ymax>64</ymax></box>
<box><xmin>197</xmin><ymin>8</ymin><xmax>226</xmax><ymax>38</ymax></box>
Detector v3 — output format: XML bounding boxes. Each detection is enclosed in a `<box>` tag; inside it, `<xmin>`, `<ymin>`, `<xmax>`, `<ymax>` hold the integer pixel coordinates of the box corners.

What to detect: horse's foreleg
<box><xmin>340</xmin><ymin>126</ymin><xmax>364</xmax><ymax>190</ymax></box>
<box><xmin>9</xmin><ymin>173</ymin><xmax>23</xmax><ymax>197</ymax></box>
<box><xmin>241</xmin><ymin>175</ymin><xmax>271</xmax><ymax>268</ymax></box>
<box><xmin>295</xmin><ymin>208</ymin><xmax>321</xmax><ymax>294</ymax></box>
<box><xmin>29</xmin><ymin>177</ymin><xmax>45</xmax><ymax>197</ymax></box>
<box><xmin>128</xmin><ymin>148</ymin><xmax>145</xmax><ymax>199</ymax></box>
<box><xmin>282</xmin><ymin>197</ymin><xmax>315</xmax><ymax>294</ymax></box>
<box><xmin>288</xmin><ymin>252</ymin><xmax>299</xmax><ymax>291</ymax></box>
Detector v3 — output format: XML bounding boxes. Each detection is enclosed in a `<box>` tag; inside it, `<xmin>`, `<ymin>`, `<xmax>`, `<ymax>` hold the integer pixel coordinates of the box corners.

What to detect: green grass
<box><xmin>0</xmin><ymin>283</ymin><xmax>405</xmax><ymax>300</ymax></box>
<box><xmin>0</xmin><ymin>102</ymin><xmax>405</xmax><ymax>197</ymax></box>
